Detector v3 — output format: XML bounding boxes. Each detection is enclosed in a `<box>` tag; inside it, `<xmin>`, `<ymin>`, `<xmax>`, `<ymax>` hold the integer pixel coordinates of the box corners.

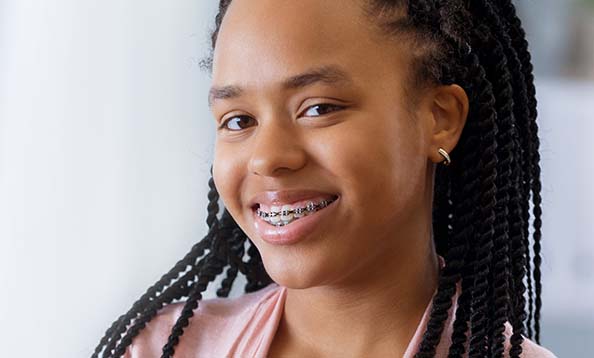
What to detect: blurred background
<box><xmin>0</xmin><ymin>0</ymin><xmax>591</xmax><ymax>357</ymax></box>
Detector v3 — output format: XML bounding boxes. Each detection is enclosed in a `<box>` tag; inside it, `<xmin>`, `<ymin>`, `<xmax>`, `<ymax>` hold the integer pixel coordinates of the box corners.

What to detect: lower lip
<box><xmin>252</xmin><ymin>196</ymin><xmax>340</xmax><ymax>246</ymax></box>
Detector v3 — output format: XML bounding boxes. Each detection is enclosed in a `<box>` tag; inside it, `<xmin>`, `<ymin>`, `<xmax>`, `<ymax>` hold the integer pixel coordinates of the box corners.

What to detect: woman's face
<box><xmin>210</xmin><ymin>0</ymin><xmax>436</xmax><ymax>288</ymax></box>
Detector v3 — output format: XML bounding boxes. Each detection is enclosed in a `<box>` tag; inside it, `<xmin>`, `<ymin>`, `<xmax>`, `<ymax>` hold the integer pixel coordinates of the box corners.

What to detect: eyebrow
<box><xmin>208</xmin><ymin>64</ymin><xmax>354</xmax><ymax>108</ymax></box>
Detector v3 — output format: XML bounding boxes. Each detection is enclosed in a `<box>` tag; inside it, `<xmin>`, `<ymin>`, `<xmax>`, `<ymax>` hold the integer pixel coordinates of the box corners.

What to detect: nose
<box><xmin>247</xmin><ymin>118</ymin><xmax>306</xmax><ymax>177</ymax></box>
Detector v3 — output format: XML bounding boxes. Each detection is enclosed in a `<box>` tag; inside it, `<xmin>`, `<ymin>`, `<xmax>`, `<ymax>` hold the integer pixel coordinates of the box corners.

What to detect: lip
<box><xmin>252</xmin><ymin>195</ymin><xmax>340</xmax><ymax>246</ymax></box>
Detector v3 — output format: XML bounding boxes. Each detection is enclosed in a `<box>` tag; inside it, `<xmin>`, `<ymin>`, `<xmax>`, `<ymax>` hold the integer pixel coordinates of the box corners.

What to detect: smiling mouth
<box><xmin>255</xmin><ymin>195</ymin><xmax>339</xmax><ymax>227</ymax></box>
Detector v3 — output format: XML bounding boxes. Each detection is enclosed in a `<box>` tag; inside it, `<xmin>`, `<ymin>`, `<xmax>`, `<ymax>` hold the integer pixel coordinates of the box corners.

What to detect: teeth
<box><xmin>258</xmin><ymin>197</ymin><xmax>336</xmax><ymax>226</ymax></box>
<box><xmin>269</xmin><ymin>206</ymin><xmax>281</xmax><ymax>224</ymax></box>
<box><xmin>293</xmin><ymin>206</ymin><xmax>305</xmax><ymax>218</ymax></box>
<box><xmin>280</xmin><ymin>205</ymin><xmax>293</xmax><ymax>223</ymax></box>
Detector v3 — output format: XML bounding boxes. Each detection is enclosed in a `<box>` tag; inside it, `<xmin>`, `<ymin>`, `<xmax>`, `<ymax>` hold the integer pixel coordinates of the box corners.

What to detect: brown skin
<box><xmin>209</xmin><ymin>0</ymin><xmax>468</xmax><ymax>356</ymax></box>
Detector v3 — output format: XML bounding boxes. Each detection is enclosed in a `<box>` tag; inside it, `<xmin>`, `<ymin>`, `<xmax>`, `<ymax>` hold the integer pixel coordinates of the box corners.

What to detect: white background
<box><xmin>0</xmin><ymin>1</ymin><xmax>592</xmax><ymax>357</ymax></box>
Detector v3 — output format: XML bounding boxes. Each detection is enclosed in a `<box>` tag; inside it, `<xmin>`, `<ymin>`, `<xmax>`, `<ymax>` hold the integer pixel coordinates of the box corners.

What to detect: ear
<box><xmin>423</xmin><ymin>84</ymin><xmax>469</xmax><ymax>165</ymax></box>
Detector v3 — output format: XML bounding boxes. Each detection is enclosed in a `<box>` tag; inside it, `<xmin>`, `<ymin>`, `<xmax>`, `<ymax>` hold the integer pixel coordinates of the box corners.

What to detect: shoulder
<box><xmin>503</xmin><ymin>322</ymin><xmax>558</xmax><ymax>358</ymax></box>
<box><xmin>124</xmin><ymin>283</ymin><xmax>283</xmax><ymax>358</ymax></box>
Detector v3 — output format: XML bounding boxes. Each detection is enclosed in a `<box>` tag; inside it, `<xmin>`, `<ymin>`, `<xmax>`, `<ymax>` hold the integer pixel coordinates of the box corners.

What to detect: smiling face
<box><xmin>210</xmin><ymin>0</ymin><xmax>439</xmax><ymax>288</ymax></box>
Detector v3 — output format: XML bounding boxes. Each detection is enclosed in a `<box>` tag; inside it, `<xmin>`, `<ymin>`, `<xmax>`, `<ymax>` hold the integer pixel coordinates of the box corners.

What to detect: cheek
<box><xmin>315</xmin><ymin>115</ymin><xmax>424</xmax><ymax>222</ymax></box>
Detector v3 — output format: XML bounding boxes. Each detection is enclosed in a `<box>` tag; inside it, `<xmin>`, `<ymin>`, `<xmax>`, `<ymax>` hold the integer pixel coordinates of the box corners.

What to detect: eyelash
<box><xmin>218</xmin><ymin>103</ymin><xmax>345</xmax><ymax>131</ymax></box>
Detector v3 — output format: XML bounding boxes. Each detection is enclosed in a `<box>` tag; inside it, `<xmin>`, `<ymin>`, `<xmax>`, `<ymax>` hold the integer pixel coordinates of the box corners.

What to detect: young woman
<box><xmin>93</xmin><ymin>0</ymin><xmax>559</xmax><ymax>357</ymax></box>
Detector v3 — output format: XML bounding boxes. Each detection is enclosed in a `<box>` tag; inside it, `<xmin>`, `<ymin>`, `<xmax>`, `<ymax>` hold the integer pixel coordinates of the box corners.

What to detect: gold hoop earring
<box><xmin>438</xmin><ymin>147</ymin><xmax>451</xmax><ymax>166</ymax></box>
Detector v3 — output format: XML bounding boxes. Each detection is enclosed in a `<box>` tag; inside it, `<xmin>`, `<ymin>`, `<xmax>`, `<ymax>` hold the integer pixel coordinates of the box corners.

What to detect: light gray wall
<box><xmin>0</xmin><ymin>1</ymin><xmax>592</xmax><ymax>357</ymax></box>
<box><xmin>0</xmin><ymin>1</ymin><xmax>222</xmax><ymax>357</ymax></box>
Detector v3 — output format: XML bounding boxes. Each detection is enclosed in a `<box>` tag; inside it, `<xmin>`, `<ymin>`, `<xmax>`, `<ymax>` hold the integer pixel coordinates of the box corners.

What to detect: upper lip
<box><xmin>248</xmin><ymin>189</ymin><xmax>339</xmax><ymax>209</ymax></box>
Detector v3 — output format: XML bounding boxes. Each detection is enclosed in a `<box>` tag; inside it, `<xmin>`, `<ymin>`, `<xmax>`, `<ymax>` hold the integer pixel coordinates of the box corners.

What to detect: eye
<box><xmin>218</xmin><ymin>103</ymin><xmax>345</xmax><ymax>132</ymax></box>
<box><xmin>302</xmin><ymin>103</ymin><xmax>345</xmax><ymax>117</ymax></box>
<box><xmin>219</xmin><ymin>115</ymin><xmax>256</xmax><ymax>131</ymax></box>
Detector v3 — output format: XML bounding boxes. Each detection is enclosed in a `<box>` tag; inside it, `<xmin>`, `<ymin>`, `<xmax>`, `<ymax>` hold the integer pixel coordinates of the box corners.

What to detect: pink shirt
<box><xmin>125</xmin><ymin>274</ymin><xmax>557</xmax><ymax>357</ymax></box>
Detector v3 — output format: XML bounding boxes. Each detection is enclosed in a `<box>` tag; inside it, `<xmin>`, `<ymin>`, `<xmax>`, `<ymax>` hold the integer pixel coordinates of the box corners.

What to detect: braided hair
<box><xmin>92</xmin><ymin>1</ymin><xmax>544</xmax><ymax>357</ymax></box>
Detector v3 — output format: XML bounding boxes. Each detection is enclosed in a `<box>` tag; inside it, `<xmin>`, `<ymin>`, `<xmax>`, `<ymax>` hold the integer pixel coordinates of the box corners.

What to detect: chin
<box><xmin>261</xmin><ymin>254</ymin><xmax>330</xmax><ymax>290</ymax></box>
<box><xmin>252</xmin><ymin>228</ymin><xmax>351</xmax><ymax>289</ymax></box>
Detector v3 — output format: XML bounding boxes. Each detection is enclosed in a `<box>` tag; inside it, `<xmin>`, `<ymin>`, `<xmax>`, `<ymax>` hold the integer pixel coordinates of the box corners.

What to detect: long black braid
<box><xmin>498</xmin><ymin>1</ymin><xmax>543</xmax><ymax>343</ymax></box>
<box><xmin>471</xmin><ymin>9</ymin><xmax>513</xmax><ymax>358</ymax></box>
<box><xmin>92</xmin><ymin>1</ymin><xmax>545</xmax><ymax>357</ymax></box>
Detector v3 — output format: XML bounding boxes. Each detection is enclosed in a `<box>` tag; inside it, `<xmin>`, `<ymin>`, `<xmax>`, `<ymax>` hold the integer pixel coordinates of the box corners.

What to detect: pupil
<box><xmin>314</xmin><ymin>104</ymin><xmax>333</xmax><ymax>115</ymax></box>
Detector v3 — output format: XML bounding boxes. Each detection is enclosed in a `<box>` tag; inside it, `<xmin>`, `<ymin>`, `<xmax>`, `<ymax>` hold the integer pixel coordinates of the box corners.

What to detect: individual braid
<box><xmin>477</xmin><ymin>28</ymin><xmax>513</xmax><ymax>358</ymax></box>
<box><xmin>490</xmin><ymin>1</ymin><xmax>539</xmax><ymax>348</ymax></box>
<box><xmin>528</xmin><ymin>130</ymin><xmax>543</xmax><ymax>343</ymax></box>
<box><xmin>218</xmin><ymin>209</ymin><xmax>254</xmax><ymax>280</ymax></box>
<box><xmin>160</xmin><ymin>253</ymin><xmax>227</xmax><ymax>358</ymax></box>
<box><xmin>443</xmin><ymin>88</ymin><xmax>480</xmax><ymax>358</ymax></box>
<box><xmin>464</xmin><ymin>27</ymin><xmax>498</xmax><ymax>358</ymax></box>
<box><xmin>496</xmin><ymin>1</ymin><xmax>544</xmax><ymax>343</ymax></box>
<box><xmin>216</xmin><ymin>225</ymin><xmax>248</xmax><ymax>297</ymax></box>
<box><xmin>244</xmin><ymin>239</ymin><xmax>273</xmax><ymax>292</ymax></box>
<box><xmin>217</xmin><ymin>261</ymin><xmax>240</xmax><ymax>298</ymax></box>
<box><xmin>508</xmin><ymin>197</ymin><xmax>529</xmax><ymax>357</ymax></box>
<box><xmin>507</xmin><ymin>107</ymin><xmax>528</xmax><ymax>358</ymax></box>
<box><xmin>488</xmin><ymin>16</ymin><xmax>533</xmax><ymax>345</ymax></box>
<box><xmin>447</xmin><ymin>258</ymin><xmax>473</xmax><ymax>358</ymax></box>
<box><xmin>446</xmin><ymin>52</ymin><xmax>483</xmax><ymax>356</ymax></box>
<box><xmin>432</xmin><ymin>164</ymin><xmax>451</xmax><ymax>257</ymax></box>
<box><xmin>209</xmin><ymin>0</ymin><xmax>233</xmax><ymax>51</ymax></box>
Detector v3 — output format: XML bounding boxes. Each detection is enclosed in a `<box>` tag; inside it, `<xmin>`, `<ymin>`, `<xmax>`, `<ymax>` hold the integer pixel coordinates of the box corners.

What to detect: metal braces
<box><xmin>256</xmin><ymin>197</ymin><xmax>336</xmax><ymax>220</ymax></box>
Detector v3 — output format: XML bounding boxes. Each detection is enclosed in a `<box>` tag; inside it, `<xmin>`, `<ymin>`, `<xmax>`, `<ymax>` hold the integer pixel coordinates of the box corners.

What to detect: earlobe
<box><xmin>427</xmin><ymin>84</ymin><xmax>469</xmax><ymax>165</ymax></box>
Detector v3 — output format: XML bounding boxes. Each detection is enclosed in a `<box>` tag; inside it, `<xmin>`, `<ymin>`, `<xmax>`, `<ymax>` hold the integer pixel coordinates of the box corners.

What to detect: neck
<box><xmin>277</xmin><ymin>239</ymin><xmax>440</xmax><ymax>357</ymax></box>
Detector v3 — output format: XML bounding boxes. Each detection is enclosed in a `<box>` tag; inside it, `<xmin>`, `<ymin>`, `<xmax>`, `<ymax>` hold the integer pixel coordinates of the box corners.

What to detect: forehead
<box><xmin>210</xmin><ymin>0</ymin><xmax>413</xmax><ymax>103</ymax></box>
